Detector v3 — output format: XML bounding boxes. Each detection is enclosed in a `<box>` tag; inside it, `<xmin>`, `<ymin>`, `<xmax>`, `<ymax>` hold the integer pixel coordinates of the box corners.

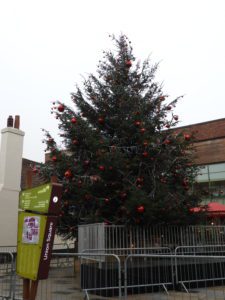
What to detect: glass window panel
<box><xmin>209</xmin><ymin>163</ymin><xmax>225</xmax><ymax>173</ymax></box>
<box><xmin>209</xmin><ymin>172</ymin><xmax>225</xmax><ymax>181</ymax></box>
<box><xmin>196</xmin><ymin>173</ymin><xmax>209</xmax><ymax>182</ymax></box>
<box><xmin>198</xmin><ymin>165</ymin><xmax>208</xmax><ymax>174</ymax></box>
<box><xmin>209</xmin><ymin>181</ymin><xmax>225</xmax><ymax>204</ymax></box>
<box><xmin>194</xmin><ymin>182</ymin><xmax>211</xmax><ymax>204</ymax></box>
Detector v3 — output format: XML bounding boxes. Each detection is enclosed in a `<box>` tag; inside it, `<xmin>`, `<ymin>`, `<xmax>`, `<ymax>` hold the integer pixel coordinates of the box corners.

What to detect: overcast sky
<box><xmin>1</xmin><ymin>0</ymin><xmax>225</xmax><ymax>163</ymax></box>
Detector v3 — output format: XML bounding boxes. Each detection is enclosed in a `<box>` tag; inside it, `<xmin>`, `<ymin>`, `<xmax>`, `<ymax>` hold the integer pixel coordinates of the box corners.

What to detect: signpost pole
<box><xmin>30</xmin><ymin>280</ymin><xmax>39</xmax><ymax>300</ymax></box>
<box><xmin>23</xmin><ymin>278</ymin><xmax>30</xmax><ymax>300</ymax></box>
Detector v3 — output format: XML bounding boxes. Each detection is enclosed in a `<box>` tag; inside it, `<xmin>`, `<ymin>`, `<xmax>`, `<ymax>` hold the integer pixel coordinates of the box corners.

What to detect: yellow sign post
<box><xmin>16</xmin><ymin>183</ymin><xmax>62</xmax><ymax>299</ymax></box>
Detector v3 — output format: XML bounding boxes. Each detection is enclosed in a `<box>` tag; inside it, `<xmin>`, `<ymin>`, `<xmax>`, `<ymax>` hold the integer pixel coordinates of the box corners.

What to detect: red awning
<box><xmin>190</xmin><ymin>202</ymin><xmax>225</xmax><ymax>217</ymax></box>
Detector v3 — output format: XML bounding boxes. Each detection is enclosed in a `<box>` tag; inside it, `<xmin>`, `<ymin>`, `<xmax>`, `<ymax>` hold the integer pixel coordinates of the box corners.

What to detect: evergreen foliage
<box><xmin>40</xmin><ymin>34</ymin><xmax>201</xmax><ymax>239</ymax></box>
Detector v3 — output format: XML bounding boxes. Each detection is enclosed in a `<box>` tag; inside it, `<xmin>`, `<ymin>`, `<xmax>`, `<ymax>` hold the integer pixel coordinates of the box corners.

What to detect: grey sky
<box><xmin>1</xmin><ymin>0</ymin><xmax>225</xmax><ymax>163</ymax></box>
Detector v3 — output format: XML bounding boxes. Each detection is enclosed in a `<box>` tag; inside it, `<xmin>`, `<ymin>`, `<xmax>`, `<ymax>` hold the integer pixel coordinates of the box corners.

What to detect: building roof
<box><xmin>176</xmin><ymin>118</ymin><xmax>225</xmax><ymax>142</ymax></box>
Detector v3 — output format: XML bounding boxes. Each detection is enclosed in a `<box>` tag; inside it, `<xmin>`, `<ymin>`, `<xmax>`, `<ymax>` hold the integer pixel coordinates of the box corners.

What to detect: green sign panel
<box><xmin>19</xmin><ymin>183</ymin><xmax>62</xmax><ymax>214</ymax></box>
<box><xmin>16</xmin><ymin>211</ymin><xmax>58</xmax><ymax>280</ymax></box>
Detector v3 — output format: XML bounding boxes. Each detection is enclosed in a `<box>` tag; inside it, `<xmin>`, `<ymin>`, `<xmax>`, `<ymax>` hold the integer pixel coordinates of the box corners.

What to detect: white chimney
<box><xmin>0</xmin><ymin>115</ymin><xmax>25</xmax><ymax>192</ymax></box>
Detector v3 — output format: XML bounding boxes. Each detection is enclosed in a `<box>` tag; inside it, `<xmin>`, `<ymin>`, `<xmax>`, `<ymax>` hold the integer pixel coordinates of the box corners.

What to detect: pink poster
<box><xmin>22</xmin><ymin>216</ymin><xmax>40</xmax><ymax>244</ymax></box>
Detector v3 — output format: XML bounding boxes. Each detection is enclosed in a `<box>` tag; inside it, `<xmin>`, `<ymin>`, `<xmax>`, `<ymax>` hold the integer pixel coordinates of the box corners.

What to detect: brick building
<box><xmin>20</xmin><ymin>158</ymin><xmax>44</xmax><ymax>190</ymax></box>
<box><xmin>177</xmin><ymin>118</ymin><xmax>225</xmax><ymax>206</ymax></box>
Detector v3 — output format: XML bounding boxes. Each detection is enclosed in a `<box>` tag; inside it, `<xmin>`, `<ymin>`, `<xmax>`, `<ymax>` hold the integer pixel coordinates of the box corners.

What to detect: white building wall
<box><xmin>0</xmin><ymin>120</ymin><xmax>25</xmax><ymax>246</ymax></box>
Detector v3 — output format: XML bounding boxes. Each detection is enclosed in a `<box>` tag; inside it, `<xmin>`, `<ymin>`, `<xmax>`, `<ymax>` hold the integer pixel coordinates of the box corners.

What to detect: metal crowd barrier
<box><xmin>124</xmin><ymin>253</ymin><xmax>225</xmax><ymax>297</ymax></box>
<box><xmin>175</xmin><ymin>245</ymin><xmax>225</xmax><ymax>293</ymax></box>
<box><xmin>82</xmin><ymin>246</ymin><xmax>172</xmax><ymax>255</ymax></box>
<box><xmin>0</xmin><ymin>247</ymin><xmax>16</xmax><ymax>254</ymax></box>
<box><xmin>53</xmin><ymin>252</ymin><xmax>122</xmax><ymax>300</ymax></box>
<box><xmin>81</xmin><ymin>247</ymin><xmax>172</xmax><ymax>263</ymax></box>
<box><xmin>50</xmin><ymin>243</ymin><xmax>72</xmax><ymax>267</ymax></box>
<box><xmin>0</xmin><ymin>251</ymin><xmax>15</xmax><ymax>300</ymax></box>
<box><xmin>3</xmin><ymin>247</ymin><xmax>225</xmax><ymax>299</ymax></box>
<box><xmin>124</xmin><ymin>253</ymin><xmax>174</xmax><ymax>297</ymax></box>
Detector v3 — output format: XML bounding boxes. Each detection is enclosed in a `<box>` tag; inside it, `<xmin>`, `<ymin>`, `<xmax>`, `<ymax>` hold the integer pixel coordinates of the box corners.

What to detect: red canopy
<box><xmin>190</xmin><ymin>202</ymin><xmax>225</xmax><ymax>217</ymax></box>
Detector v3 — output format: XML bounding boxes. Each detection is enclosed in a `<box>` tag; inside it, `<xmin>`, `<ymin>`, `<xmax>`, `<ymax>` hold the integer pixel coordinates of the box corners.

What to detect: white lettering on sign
<box><xmin>53</xmin><ymin>196</ymin><xmax>58</xmax><ymax>203</ymax></box>
<box><xmin>43</xmin><ymin>222</ymin><xmax>54</xmax><ymax>261</ymax></box>
<box><xmin>37</xmin><ymin>185</ymin><xmax>50</xmax><ymax>194</ymax></box>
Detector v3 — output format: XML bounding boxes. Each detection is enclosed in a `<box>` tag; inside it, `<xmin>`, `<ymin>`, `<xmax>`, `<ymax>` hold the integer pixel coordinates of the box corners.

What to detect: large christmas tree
<box><xmin>40</xmin><ymin>34</ymin><xmax>201</xmax><ymax>239</ymax></box>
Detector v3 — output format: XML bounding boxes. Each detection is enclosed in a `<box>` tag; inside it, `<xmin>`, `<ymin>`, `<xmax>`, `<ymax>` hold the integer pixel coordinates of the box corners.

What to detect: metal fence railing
<box><xmin>0</xmin><ymin>251</ymin><xmax>15</xmax><ymax>300</ymax></box>
<box><xmin>78</xmin><ymin>224</ymin><xmax>225</xmax><ymax>252</ymax></box>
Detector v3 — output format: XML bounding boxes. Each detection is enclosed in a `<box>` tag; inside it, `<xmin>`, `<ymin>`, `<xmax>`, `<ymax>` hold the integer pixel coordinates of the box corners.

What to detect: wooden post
<box><xmin>30</xmin><ymin>280</ymin><xmax>39</xmax><ymax>300</ymax></box>
<box><xmin>51</xmin><ymin>175</ymin><xmax>58</xmax><ymax>183</ymax></box>
<box><xmin>23</xmin><ymin>279</ymin><xmax>30</xmax><ymax>300</ymax></box>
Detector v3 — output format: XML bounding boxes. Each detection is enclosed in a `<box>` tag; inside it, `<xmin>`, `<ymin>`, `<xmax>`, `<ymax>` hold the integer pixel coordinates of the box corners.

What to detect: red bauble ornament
<box><xmin>159</xmin><ymin>96</ymin><xmax>165</xmax><ymax>101</ymax></box>
<box><xmin>58</xmin><ymin>104</ymin><xmax>64</xmax><ymax>112</ymax></box>
<box><xmin>125</xmin><ymin>60</ymin><xmax>132</xmax><ymax>68</ymax></box>
<box><xmin>142</xmin><ymin>151</ymin><xmax>148</xmax><ymax>157</ymax></box>
<box><xmin>163</xmin><ymin>139</ymin><xmax>171</xmax><ymax>145</ymax></box>
<box><xmin>160</xmin><ymin>177</ymin><xmax>167</xmax><ymax>184</ymax></box>
<box><xmin>84</xmin><ymin>160</ymin><xmax>90</xmax><ymax>166</ymax></box>
<box><xmin>99</xmin><ymin>165</ymin><xmax>105</xmax><ymax>171</ymax></box>
<box><xmin>184</xmin><ymin>134</ymin><xmax>191</xmax><ymax>141</ymax></box>
<box><xmin>85</xmin><ymin>194</ymin><xmax>92</xmax><ymax>200</ymax></box>
<box><xmin>140</xmin><ymin>128</ymin><xmax>146</xmax><ymax>134</ymax></box>
<box><xmin>135</xmin><ymin>121</ymin><xmax>141</xmax><ymax>127</ymax></box>
<box><xmin>173</xmin><ymin>115</ymin><xmax>179</xmax><ymax>121</ymax></box>
<box><xmin>136</xmin><ymin>177</ymin><xmax>144</xmax><ymax>184</ymax></box>
<box><xmin>71</xmin><ymin>117</ymin><xmax>77</xmax><ymax>124</ymax></box>
<box><xmin>72</xmin><ymin>139</ymin><xmax>79</xmax><ymax>145</ymax></box>
<box><xmin>64</xmin><ymin>170</ymin><xmax>72</xmax><ymax>178</ymax></box>
<box><xmin>166</xmin><ymin>105</ymin><xmax>172</xmax><ymax>110</ymax></box>
<box><xmin>165</xmin><ymin>123</ymin><xmax>170</xmax><ymax>129</ymax></box>
<box><xmin>104</xmin><ymin>198</ymin><xmax>110</xmax><ymax>203</ymax></box>
<box><xmin>98</xmin><ymin>117</ymin><xmax>104</xmax><ymax>124</ymax></box>
<box><xmin>137</xmin><ymin>205</ymin><xmax>145</xmax><ymax>213</ymax></box>
<box><xmin>52</xmin><ymin>155</ymin><xmax>57</xmax><ymax>162</ymax></box>
<box><xmin>182</xmin><ymin>178</ymin><xmax>189</xmax><ymax>187</ymax></box>
<box><xmin>90</xmin><ymin>175</ymin><xmax>100</xmax><ymax>182</ymax></box>
<box><xmin>120</xmin><ymin>192</ymin><xmax>127</xmax><ymax>199</ymax></box>
<box><xmin>143</xmin><ymin>140</ymin><xmax>148</xmax><ymax>147</ymax></box>
<box><xmin>48</xmin><ymin>138</ymin><xmax>54</xmax><ymax>143</ymax></box>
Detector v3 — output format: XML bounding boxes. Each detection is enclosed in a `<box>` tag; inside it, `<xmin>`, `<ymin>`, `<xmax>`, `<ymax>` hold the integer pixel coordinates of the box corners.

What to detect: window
<box><xmin>196</xmin><ymin>163</ymin><xmax>225</xmax><ymax>204</ymax></box>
